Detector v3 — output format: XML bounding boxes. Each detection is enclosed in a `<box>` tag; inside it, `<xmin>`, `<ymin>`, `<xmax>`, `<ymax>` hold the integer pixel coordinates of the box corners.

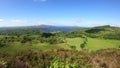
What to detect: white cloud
<box><xmin>11</xmin><ymin>19</ymin><xmax>27</xmax><ymax>23</ymax></box>
<box><xmin>0</xmin><ymin>19</ymin><xmax>56</xmax><ymax>27</ymax></box>
<box><xmin>33</xmin><ymin>0</ymin><xmax>47</xmax><ymax>2</ymax></box>
<box><xmin>0</xmin><ymin>19</ymin><xmax>34</xmax><ymax>27</ymax></box>
<box><xmin>9</xmin><ymin>19</ymin><xmax>36</xmax><ymax>27</ymax></box>
<box><xmin>4</xmin><ymin>19</ymin><xmax>55</xmax><ymax>27</ymax></box>
<box><xmin>0</xmin><ymin>19</ymin><xmax>4</xmax><ymax>22</ymax></box>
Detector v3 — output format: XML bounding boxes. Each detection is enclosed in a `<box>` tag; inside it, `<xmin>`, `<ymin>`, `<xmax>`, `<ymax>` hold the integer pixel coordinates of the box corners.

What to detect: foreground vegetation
<box><xmin>0</xmin><ymin>48</ymin><xmax>120</xmax><ymax>68</ymax></box>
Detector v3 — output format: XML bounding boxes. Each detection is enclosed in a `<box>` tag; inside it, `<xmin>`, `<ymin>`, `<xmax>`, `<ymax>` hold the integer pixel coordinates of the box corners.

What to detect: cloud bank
<box><xmin>0</xmin><ymin>18</ymin><xmax>119</xmax><ymax>27</ymax></box>
<box><xmin>0</xmin><ymin>19</ymin><xmax>55</xmax><ymax>27</ymax></box>
<box><xmin>0</xmin><ymin>19</ymin><xmax>4</xmax><ymax>22</ymax></box>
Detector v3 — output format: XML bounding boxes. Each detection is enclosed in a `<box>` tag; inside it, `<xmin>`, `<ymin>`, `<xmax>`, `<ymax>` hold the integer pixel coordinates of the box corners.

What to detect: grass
<box><xmin>86</xmin><ymin>38</ymin><xmax>120</xmax><ymax>50</ymax></box>
<box><xmin>66</xmin><ymin>37</ymin><xmax>120</xmax><ymax>51</ymax></box>
<box><xmin>0</xmin><ymin>42</ymin><xmax>66</xmax><ymax>54</ymax></box>
<box><xmin>0</xmin><ymin>37</ymin><xmax>120</xmax><ymax>54</ymax></box>
<box><xmin>66</xmin><ymin>38</ymin><xmax>84</xmax><ymax>50</ymax></box>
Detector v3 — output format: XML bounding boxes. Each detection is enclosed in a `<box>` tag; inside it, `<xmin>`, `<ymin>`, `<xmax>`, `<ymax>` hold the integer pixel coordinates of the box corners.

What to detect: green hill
<box><xmin>84</xmin><ymin>25</ymin><xmax>120</xmax><ymax>40</ymax></box>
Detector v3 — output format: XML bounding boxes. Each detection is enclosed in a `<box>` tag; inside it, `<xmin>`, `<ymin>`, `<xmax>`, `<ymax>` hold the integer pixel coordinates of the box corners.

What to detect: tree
<box><xmin>80</xmin><ymin>43</ymin><xmax>85</xmax><ymax>49</ymax></box>
<box><xmin>0</xmin><ymin>40</ymin><xmax>8</xmax><ymax>47</ymax></box>
<box><xmin>47</xmin><ymin>36</ymin><xmax>57</xmax><ymax>44</ymax></box>
<box><xmin>119</xmin><ymin>45</ymin><xmax>120</xmax><ymax>48</ymax></box>
<box><xmin>21</xmin><ymin>36</ymin><xmax>32</xmax><ymax>46</ymax></box>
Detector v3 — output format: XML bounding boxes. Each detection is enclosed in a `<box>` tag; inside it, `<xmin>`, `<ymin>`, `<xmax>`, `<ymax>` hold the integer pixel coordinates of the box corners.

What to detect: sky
<box><xmin>0</xmin><ymin>0</ymin><xmax>120</xmax><ymax>27</ymax></box>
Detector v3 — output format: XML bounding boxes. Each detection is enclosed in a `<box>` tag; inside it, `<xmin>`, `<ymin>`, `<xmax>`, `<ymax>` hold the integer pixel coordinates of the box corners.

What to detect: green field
<box><xmin>0</xmin><ymin>42</ymin><xmax>66</xmax><ymax>54</ymax></box>
<box><xmin>0</xmin><ymin>37</ymin><xmax>120</xmax><ymax>54</ymax></box>
<box><xmin>67</xmin><ymin>37</ymin><xmax>120</xmax><ymax>50</ymax></box>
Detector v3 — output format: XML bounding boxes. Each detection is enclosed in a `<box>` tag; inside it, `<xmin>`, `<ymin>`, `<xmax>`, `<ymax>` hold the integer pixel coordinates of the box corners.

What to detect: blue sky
<box><xmin>0</xmin><ymin>0</ymin><xmax>120</xmax><ymax>27</ymax></box>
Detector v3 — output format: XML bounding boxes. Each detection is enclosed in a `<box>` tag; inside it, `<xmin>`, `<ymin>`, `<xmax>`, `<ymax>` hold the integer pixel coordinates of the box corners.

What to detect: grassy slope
<box><xmin>0</xmin><ymin>42</ymin><xmax>66</xmax><ymax>54</ymax></box>
<box><xmin>66</xmin><ymin>37</ymin><xmax>120</xmax><ymax>51</ymax></box>
<box><xmin>86</xmin><ymin>38</ymin><xmax>120</xmax><ymax>50</ymax></box>
<box><xmin>66</xmin><ymin>38</ymin><xmax>84</xmax><ymax>50</ymax></box>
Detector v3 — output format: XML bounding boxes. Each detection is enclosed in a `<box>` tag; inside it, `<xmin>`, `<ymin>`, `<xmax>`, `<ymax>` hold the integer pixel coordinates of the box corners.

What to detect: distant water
<box><xmin>42</xmin><ymin>26</ymin><xmax>77</xmax><ymax>32</ymax></box>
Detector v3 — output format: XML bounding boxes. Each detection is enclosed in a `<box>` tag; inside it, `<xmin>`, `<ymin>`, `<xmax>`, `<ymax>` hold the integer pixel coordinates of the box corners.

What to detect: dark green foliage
<box><xmin>85</xmin><ymin>28</ymin><xmax>105</xmax><ymax>33</ymax></box>
<box><xmin>0</xmin><ymin>36</ymin><xmax>16</xmax><ymax>47</ymax></box>
<box><xmin>22</xmin><ymin>36</ymin><xmax>32</xmax><ymax>42</ymax></box>
<box><xmin>69</xmin><ymin>45</ymin><xmax>76</xmax><ymax>50</ymax></box>
<box><xmin>80</xmin><ymin>43</ymin><xmax>85</xmax><ymax>49</ymax></box>
<box><xmin>41</xmin><ymin>33</ymin><xmax>55</xmax><ymax>38</ymax></box>
<box><xmin>119</xmin><ymin>45</ymin><xmax>120</xmax><ymax>48</ymax></box>
<box><xmin>46</xmin><ymin>36</ymin><xmax>65</xmax><ymax>44</ymax></box>
<box><xmin>20</xmin><ymin>35</ymin><xmax>35</xmax><ymax>46</ymax></box>
<box><xmin>0</xmin><ymin>41</ymin><xmax>7</xmax><ymax>47</ymax></box>
<box><xmin>47</xmin><ymin>36</ymin><xmax>57</xmax><ymax>44</ymax></box>
<box><xmin>38</xmin><ymin>36</ymin><xmax>64</xmax><ymax>44</ymax></box>
<box><xmin>80</xmin><ymin>37</ymin><xmax>88</xmax><ymax>50</ymax></box>
<box><xmin>65</xmin><ymin>31</ymin><xmax>87</xmax><ymax>38</ymax></box>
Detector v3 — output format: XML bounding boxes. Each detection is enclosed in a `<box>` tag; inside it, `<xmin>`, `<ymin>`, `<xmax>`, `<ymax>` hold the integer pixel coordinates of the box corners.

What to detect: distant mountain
<box><xmin>0</xmin><ymin>25</ymin><xmax>83</xmax><ymax>32</ymax></box>
<box><xmin>42</xmin><ymin>26</ymin><xmax>81</xmax><ymax>32</ymax></box>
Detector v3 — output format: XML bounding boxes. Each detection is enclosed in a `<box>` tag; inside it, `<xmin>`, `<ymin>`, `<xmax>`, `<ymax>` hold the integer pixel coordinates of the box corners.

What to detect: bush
<box><xmin>119</xmin><ymin>45</ymin><xmax>120</xmax><ymax>48</ymax></box>
<box><xmin>69</xmin><ymin>45</ymin><xmax>76</xmax><ymax>50</ymax></box>
<box><xmin>80</xmin><ymin>43</ymin><xmax>85</xmax><ymax>49</ymax></box>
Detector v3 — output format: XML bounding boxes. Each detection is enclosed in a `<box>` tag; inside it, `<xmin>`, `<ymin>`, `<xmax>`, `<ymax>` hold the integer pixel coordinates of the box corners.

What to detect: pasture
<box><xmin>0</xmin><ymin>37</ymin><xmax>120</xmax><ymax>54</ymax></box>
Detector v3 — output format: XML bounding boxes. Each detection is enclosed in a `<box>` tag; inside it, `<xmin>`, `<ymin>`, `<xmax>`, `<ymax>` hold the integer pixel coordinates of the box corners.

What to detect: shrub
<box><xmin>80</xmin><ymin>43</ymin><xmax>85</xmax><ymax>49</ymax></box>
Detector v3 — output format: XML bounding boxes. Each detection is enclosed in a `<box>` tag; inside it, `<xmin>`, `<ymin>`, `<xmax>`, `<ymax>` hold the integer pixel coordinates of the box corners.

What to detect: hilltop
<box><xmin>85</xmin><ymin>25</ymin><xmax>120</xmax><ymax>40</ymax></box>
